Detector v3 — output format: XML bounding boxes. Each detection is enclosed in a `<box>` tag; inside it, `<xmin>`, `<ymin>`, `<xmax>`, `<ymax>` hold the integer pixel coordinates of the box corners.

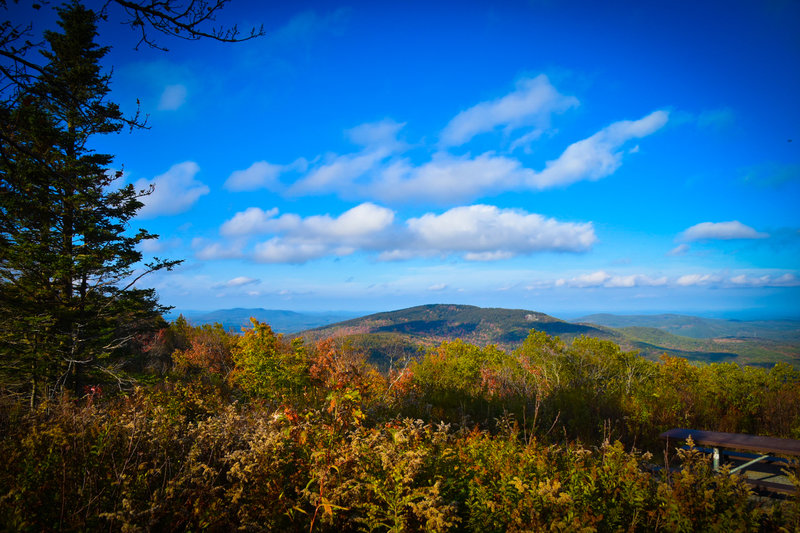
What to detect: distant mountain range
<box><xmin>167</xmin><ymin>305</ymin><xmax>800</xmax><ymax>368</ymax></box>
<box><xmin>575</xmin><ymin>313</ymin><xmax>800</xmax><ymax>342</ymax></box>
<box><xmin>300</xmin><ymin>305</ymin><xmax>800</xmax><ymax>368</ymax></box>
<box><xmin>168</xmin><ymin>308</ymin><xmax>360</xmax><ymax>333</ymax></box>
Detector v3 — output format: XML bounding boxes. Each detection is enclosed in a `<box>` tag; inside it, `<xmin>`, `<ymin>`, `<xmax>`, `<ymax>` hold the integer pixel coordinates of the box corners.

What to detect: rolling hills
<box><xmin>170</xmin><ymin>308</ymin><xmax>360</xmax><ymax>333</ymax></box>
<box><xmin>576</xmin><ymin>313</ymin><xmax>800</xmax><ymax>342</ymax></box>
<box><xmin>299</xmin><ymin>304</ymin><xmax>800</xmax><ymax>368</ymax></box>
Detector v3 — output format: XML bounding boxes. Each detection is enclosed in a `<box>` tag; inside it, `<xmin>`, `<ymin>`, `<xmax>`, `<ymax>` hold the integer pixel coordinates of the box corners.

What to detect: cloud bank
<box><xmin>211</xmin><ymin>203</ymin><xmax>595</xmax><ymax>264</ymax></box>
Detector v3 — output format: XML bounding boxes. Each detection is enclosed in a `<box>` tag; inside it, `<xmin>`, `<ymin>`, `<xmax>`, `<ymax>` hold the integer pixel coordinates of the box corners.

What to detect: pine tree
<box><xmin>0</xmin><ymin>1</ymin><xmax>179</xmax><ymax>405</ymax></box>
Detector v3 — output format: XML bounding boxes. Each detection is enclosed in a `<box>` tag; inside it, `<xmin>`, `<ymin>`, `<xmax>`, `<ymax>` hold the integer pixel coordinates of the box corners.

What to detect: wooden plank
<box><xmin>660</xmin><ymin>428</ymin><xmax>800</xmax><ymax>457</ymax></box>
<box><xmin>744</xmin><ymin>478</ymin><xmax>797</xmax><ymax>495</ymax></box>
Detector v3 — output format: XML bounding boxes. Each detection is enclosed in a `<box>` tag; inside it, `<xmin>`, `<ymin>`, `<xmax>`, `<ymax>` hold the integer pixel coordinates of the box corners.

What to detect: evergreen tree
<box><xmin>0</xmin><ymin>1</ymin><xmax>179</xmax><ymax>405</ymax></box>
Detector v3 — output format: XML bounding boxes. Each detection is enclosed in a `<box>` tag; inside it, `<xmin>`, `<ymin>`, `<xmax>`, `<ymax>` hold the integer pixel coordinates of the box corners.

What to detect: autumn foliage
<box><xmin>1</xmin><ymin>320</ymin><xmax>800</xmax><ymax>531</ymax></box>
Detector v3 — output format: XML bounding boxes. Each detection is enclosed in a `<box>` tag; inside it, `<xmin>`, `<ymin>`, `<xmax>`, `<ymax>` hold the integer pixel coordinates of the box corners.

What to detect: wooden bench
<box><xmin>660</xmin><ymin>428</ymin><xmax>800</xmax><ymax>495</ymax></box>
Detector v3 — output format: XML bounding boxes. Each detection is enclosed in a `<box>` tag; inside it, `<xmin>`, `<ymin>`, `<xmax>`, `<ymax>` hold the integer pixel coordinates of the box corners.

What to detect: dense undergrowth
<box><xmin>1</xmin><ymin>318</ymin><xmax>799</xmax><ymax>531</ymax></box>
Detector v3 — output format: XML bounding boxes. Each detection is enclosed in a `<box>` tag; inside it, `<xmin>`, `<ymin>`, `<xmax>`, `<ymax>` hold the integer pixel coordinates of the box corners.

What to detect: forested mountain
<box><xmin>577</xmin><ymin>313</ymin><xmax>800</xmax><ymax>341</ymax></box>
<box><xmin>299</xmin><ymin>304</ymin><xmax>800</xmax><ymax>368</ymax></box>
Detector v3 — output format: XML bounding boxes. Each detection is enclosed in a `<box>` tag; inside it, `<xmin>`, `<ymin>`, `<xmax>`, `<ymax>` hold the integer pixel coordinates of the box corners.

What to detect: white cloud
<box><xmin>158</xmin><ymin>84</ymin><xmax>187</xmax><ymax>111</ymax></box>
<box><xmin>667</xmin><ymin>243</ymin><xmax>690</xmax><ymax>256</ymax></box>
<box><xmin>529</xmin><ymin>110</ymin><xmax>669</xmax><ymax>189</ymax></box>
<box><xmin>289</xmin><ymin>148</ymin><xmax>391</xmax><ymax>196</ymax></box>
<box><xmin>440</xmin><ymin>75</ymin><xmax>578</xmax><ymax>146</ymax></box>
<box><xmin>134</xmin><ymin>162</ymin><xmax>209</xmax><ymax>218</ymax></box>
<box><xmin>299</xmin><ymin>202</ymin><xmax>395</xmax><ymax>239</ymax></box>
<box><xmin>218</xmin><ymin>276</ymin><xmax>260</xmax><ymax>288</ymax></box>
<box><xmin>368</xmin><ymin>111</ymin><xmax>666</xmax><ymax>201</ymax></box>
<box><xmin>398</xmin><ymin>204</ymin><xmax>596</xmax><ymax>259</ymax></box>
<box><xmin>555</xmin><ymin>271</ymin><xmax>668</xmax><ymax>288</ymax></box>
<box><xmin>275</xmin><ymin>94</ymin><xmax>664</xmax><ymax>204</ymax></box>
<box><xmin>675</xmin><ymin>273</ymin><xmax>721</xmax><ymax>286</ymax></box>
<box><xmin>605</xmin><ymin>274</ymin><xmax>668</xmax><ymax>288</ymax></box>
<box><xmin>214</xmin><ymin>203</ymin><xmax>595</xmax><ymax>264</ymax></box>
<box><xmin>556</xmin><ymin>271</ymin><xmax>611</xmax><ymax>287</ymax></box>
<box><xmin>371</xmin><ymin>152</ymin><xmax>531</xmax><ymax>203</ymax></box>
<box><xmin>729</xmin><ymin>273</ymin><xmax>800</xmax><ymax>287</ymax></box>
<box><xmin>222</xmin><ymin>203</ymin><xmax>394</xmax><ymax>240</ymax></box>
<box><xmin>428</xmin><ymin>283</ymin><xmax>448</xmax><ymax>291</ymax></box>
<box><xmin>680</xmin><ymin>221</ymin><xmax>769</xmax><ymax>241</ymax></box>
<box><xmin>540</xmin><ymin>270</ymin><xmax>800</xmax><ymax>290</ymax></box>
<box><xmin>509</xmin><ymin>129</ymin><xmax>544</xmax><ymax>153</ymax></box>
<box><xmin>221</xmin><ymin>207</ymin><xmax>281</xmax><ymax>236</ymax></box>
<box><xmin>139</xmin><ymin>237</ymin><xmax>182</xmax><ymax>254</ymax></box>
<box><xmin>288</xmin><ymin>119</ymin><xmax>405</xmax><ymax>196</ymax></box>
<box><xmin>245</xmin><ymin>203</ymin><xmax>396</xmax><ymax>264</ymax></box>
<box><xmin>346</xmin><ymin>119</ymin><xmax>406</xmax><ymax>148</ymax></box>
<box><xmin>225</xmin><ymin>161</ymin><xmax>285</xmax><ymax>191</ymax></box>
<box><xmin>193</xmin><ymin>238</ymin><xmax>245</xmax><ymax>260</ymax></box>
<box><xmin>253</xmin><ymin>239</ymin><xmax>330</xmax><ymax>263</ymax></box>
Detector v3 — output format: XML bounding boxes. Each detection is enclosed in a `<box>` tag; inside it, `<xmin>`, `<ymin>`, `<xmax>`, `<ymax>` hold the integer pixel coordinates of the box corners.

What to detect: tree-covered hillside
<box><xmin>301</xmin><ymin>304</ymin><xmax>800</xmax><ymax>368</ymax></box>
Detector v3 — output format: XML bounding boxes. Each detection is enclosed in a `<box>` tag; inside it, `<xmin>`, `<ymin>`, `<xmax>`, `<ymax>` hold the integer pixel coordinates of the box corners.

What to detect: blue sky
<box><xmin>15</xmin><ymin>0</ymin><xmax>800</xmax><ymax>317</ymax></box>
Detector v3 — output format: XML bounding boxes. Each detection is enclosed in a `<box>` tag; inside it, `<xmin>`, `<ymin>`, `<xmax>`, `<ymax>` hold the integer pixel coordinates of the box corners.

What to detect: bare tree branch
<box><xmin>107</xmin><ymin>0</ymin><xmax>264</xmax><ymax>50</ymax></box>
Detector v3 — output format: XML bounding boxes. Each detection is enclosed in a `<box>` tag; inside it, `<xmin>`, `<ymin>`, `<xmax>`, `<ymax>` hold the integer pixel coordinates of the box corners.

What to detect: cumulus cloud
<box><xmin>158</xmin><ymin>84</ymin><xmax>187</xmax><ymax>110</ymax></box>
<box><xmin>440</xmin><ymin>75</ymin><xmax>578</xmax><ymax>146</ymax></box>
<box><xmin>221</xmin><ymin>207</ymin><xmax>281</xmax><ymax>236</ymax></box>
<box><xmin>397</xmin><ymin>205</ymin><xmax>596</xmax><ymax>259</ymax></box>
<box><xmin>680</xmin><ymin>221</ymin><xmax>769</xmax><ymax>241</ymax></box>
<box><xmin>223</xmin><ymin>203</ymin><xmax>394</xmax><ymax>240</ymax></box>
<box><xmin>225</xmin><ymin>161</ymin><xmax>285</xmax><ymax>191</ymax></box>
<box><xmin>134</xmin><ymin>162</ymin><xmax>209</xmax><ymax>218</ymax></box>
<box><xmin>214</xmin><ymin>203</ymin><xmax>595</xmax><ymax>264</ymax></box>
<box><xmin>246</xmin><ymin>203</ymin><xmax>396</xmax><ymax>263</ymax></box>
<box><xmin>529</xmin><ymin>110</ymin><xmax>669</xmax><ymax>189</ymax></box>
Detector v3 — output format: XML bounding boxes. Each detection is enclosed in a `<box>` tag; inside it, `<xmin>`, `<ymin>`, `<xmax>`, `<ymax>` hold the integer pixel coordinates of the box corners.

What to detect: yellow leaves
<box><xmin>510</xmin><ymin>475</ymin><xmax>528</xmax><ymax>493</ymax></box>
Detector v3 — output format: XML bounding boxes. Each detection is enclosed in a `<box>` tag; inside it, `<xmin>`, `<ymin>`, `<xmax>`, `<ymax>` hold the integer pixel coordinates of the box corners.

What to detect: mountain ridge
<box><xmin>299</xmin><ymin>304</ymin><xmax>800</xmax><ymax>368</ymax></box>
<box><xmin>165</xmin><ymin>304</ymin><xmax>800</xmax><ymax>367</ymax></box>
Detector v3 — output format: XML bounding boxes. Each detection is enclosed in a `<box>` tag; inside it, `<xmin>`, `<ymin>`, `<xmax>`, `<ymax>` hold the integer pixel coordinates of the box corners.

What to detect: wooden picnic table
<box><xmin>660</xmin><ymin>428</ymin><xmax>800</xmax><ymax>495</ymax></box>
